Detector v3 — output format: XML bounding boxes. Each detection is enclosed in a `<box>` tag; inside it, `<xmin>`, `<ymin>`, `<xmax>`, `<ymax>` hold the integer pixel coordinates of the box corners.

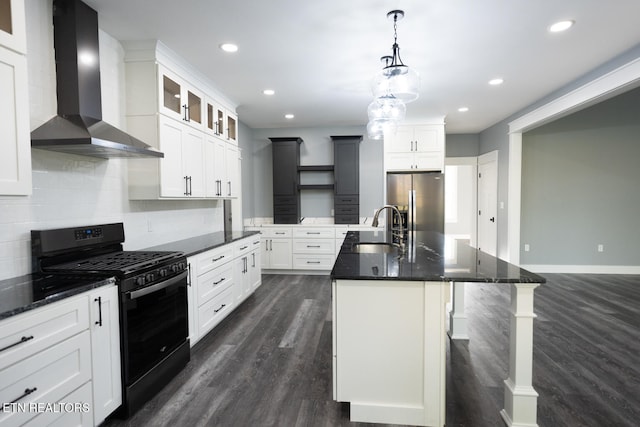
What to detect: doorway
<box><xmin>477</xmin><ymin>151</ymin><xmax>498</xmax><ymax>256</ymax></box>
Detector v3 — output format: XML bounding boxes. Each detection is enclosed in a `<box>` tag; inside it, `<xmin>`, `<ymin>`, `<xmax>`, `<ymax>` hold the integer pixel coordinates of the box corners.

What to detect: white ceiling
<box><xmin>83</xmin><ymin>0</ymin><xmax>640</xmax><ymax>133</ymax></box>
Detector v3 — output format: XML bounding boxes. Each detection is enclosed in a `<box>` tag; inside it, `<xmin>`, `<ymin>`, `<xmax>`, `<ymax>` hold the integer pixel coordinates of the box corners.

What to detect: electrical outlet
<box><xmin>524</xmin><ymin>244</ymin><xmax>530</xmax><ymax>252</ymax></box>
<box><xmin>598</xmin><ymin>244</ymin><xmax>604</xmax><ymax>252</ymax></box>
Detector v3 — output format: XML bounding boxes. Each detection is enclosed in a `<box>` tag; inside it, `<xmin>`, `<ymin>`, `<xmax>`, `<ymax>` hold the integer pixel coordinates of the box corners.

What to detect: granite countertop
<box><xmin>331</xmin><ymin>231</ymin><xmax>546</xmax><ymax>284</ymax></box>
<box><xmin>143</xmin><ymin>230</ymin><xmax>260</xmax><ymax>257</ymax></box>
<box><xmin>0</xmin><ymin>274</ymin><xmax>116</xmax><ymax>321</ymax></box>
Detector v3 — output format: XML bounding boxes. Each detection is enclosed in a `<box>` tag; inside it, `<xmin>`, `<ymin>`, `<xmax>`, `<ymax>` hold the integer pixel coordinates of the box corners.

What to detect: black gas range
<box><xmin>31</xmin><ymin>223</ymin><xmax>190</xmax><ymax>418</ymax></box>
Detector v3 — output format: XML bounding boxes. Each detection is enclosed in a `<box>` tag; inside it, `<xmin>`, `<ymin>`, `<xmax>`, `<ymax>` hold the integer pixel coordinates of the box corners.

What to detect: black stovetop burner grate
<box><xmin>44</xmin><ymin>251</ymin><xmax>181</xmax><ymax>274</ymax></box>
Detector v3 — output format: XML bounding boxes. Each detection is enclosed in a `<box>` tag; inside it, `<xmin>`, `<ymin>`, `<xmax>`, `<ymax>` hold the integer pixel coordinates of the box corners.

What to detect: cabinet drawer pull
<box><xmin>239</xmin><ymin>245</ymin><xmax>248</xmax><ymax>250</ymax></box>
<box><xmin>212</xmin><ymin>255</ymin><xmax>225</xmax><ymax>262</ymax></box>
<box><xmin>275</xmin><ymin>232</ymin><xmax>285</xmax><ymax>235</ymax></box>
<box><xmin>253</xmin><ymin>240</ymin><xmax>260</xmax><ymax>245</ymax></box>
<box><xmin>0</xmin><ymin>335</ymin><xmax>34</xmax><ymax>353</ymax></box>
<box><xmin>306</xmin><ymin>245</ymin><xmax>321</xmax><ymax>248</ymax></box>
<box><xmin>306</xmin><ymin>261</ymin><xmax>321</xmax><ymax>264</ymax></box>
<box><xmin>214</xmin><ymin>304</ymin><xmax>226</xmax><ymax>313</ymax></box>
<box><xmin>213</xmin><ymin>278</ymin><xmax>225</xmax><ymax>285</ymax></box>
<box><xmin>306</xmin><ymin>232</ymin><xmax>321</xmax><ymax>235</ymax></box>
<box><xmin>9</xmin><ymin>387</ymin><xmax>37</xmax><ymax>405</ymax></box>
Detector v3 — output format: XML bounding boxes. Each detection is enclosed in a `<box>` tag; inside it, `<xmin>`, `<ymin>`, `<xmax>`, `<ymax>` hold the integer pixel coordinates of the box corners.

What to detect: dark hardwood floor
<box><xmin>104</xmin><ymin>273</ymin><xmax>640</xmax><ymax>427</ymax></box>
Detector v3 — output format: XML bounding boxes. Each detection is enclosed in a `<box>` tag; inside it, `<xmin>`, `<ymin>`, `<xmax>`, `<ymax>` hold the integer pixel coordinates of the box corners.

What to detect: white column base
<box><xmin>448</xmin><ymin>282</ymin><xmax>469</xmax><ymax>340</ymax></box>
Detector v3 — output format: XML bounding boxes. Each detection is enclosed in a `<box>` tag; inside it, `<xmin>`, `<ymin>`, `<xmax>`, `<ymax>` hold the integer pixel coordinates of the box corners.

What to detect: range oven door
<box><xmin>120</xmin><ymin>270</ymin><xmax>188</xmax><ymax>386</ymax></box>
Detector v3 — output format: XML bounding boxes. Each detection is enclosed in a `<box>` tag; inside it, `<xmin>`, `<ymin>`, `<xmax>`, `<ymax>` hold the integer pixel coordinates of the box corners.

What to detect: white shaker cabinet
<box><xmin>89</xmin><ymin>286</ymin><xmax>122</xmax><ymax>426</ymax></box>
<box><xmin>384</xmin><ymin>124</ymin><xmax>445</xmax><ymax>172</ymax></box>
<box><xmin>0</xmin><ymin>1</ymin><xmax>31</xmax><ymax>196</ymax></box>
<box><xmin>157</xmin><ymin>115</ymin><xmax>205</xmax><ymax>198</ymax></box>
<box><xmin>158</xmin><ymin>64</ymin><xmax>204</xmax><ymax>131</ymax></box>
<box><xmin>124</xmin><ymin>41</ymin><xmax>238</xmax><ymax>200</ymax></box>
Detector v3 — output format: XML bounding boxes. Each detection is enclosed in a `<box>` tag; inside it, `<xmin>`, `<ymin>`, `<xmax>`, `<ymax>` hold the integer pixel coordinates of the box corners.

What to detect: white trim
<box><xmin>505</xmin><ymin>55</ymin><xmax>640</xmax><ymax>267</ymax></box>
<box><xmin>521</xmin><ymin>265</ymin><xmax>640</xmax><ymax>275</ymax></box>
<box><xmin>478</xmin><ymin>150</ymin><xmax>498</xmax><ymax>165</ymax></box>
<box><xmin>507</xmin><ymin>134</ymin><xmax>522</xmax><ymax>265</ymax></box>
<box><xmin>509</xmin><ymin>56</ymin><xmax>640</xmax><ymax>133</ymax></box>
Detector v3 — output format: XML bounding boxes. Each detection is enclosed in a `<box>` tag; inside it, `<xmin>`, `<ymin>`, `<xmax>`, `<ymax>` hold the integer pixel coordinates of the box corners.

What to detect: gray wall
<box><xmin>480</xmin><ymin>43</ymin><xmax>640</xmax><ymax>260</ymax></box>
<box><xmin>240</xmin><ymin>125</ymin><xmax>384</xmax><ymax>221</ymax></box>
<box><xmin>521</xmin><ymin>87</ymin><xmax>640</xmax><ymax>265</ymax></box>
<box><xmin>446</xmin><ymin>134</ymin><xmax>480</xmax><ymax>157</ymax></box>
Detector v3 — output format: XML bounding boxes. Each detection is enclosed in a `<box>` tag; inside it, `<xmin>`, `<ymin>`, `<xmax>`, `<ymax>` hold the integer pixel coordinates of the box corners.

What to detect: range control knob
<box><xmin>146</xmin><ymin>273</ymin><xmax>155</xmax><ymax>282</ymax></box>
<box><xmin>136</xmin><ymin>276</ymin><xmax>146</xmax><ymax>287</ymax></box>
<box><xmin>159</xmin><ymin>268</ymin><xmax>168</xmax><ymax>278</ymax></box>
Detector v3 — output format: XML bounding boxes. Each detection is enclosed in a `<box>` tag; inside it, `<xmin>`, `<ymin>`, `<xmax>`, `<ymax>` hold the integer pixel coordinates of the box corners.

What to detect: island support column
<box><xmin>500</xmin><ymin>282</ymin><xmax>540</xmax><ymax>427</ymax></box>
<box><xmin>448</xmin><ymin>281</ymin><xmax>469</xmax><ymax>339</ymax></box>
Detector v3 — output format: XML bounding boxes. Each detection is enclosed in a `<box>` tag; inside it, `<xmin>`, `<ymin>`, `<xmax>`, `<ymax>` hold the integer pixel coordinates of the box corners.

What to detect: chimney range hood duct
<box><xmin>31</xmin><ymin>0</ymin><xmax>163</xmax><ymax>159</ymax></box>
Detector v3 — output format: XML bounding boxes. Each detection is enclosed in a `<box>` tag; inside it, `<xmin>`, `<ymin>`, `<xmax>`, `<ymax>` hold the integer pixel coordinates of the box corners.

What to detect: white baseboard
<box><xmin>521</xmin><ymin>264</ymin><xmax>640</xmax><ymax>274</ymax></box>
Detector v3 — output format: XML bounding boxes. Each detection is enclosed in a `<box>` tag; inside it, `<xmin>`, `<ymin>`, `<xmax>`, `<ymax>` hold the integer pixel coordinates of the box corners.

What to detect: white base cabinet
<box><xmin>0</xmin><ymin>284</ymin><xmax>121</xmax><ymax>427</ymax></box>
<box><xmin>187</xmin><ymin>235</ymin><xmax>262</xmax><ymax>347</ymax></box>
<box><xmin>333</xmin><ymin>279</ymin><xmax>447</xmax><ymax>427</ymax></box>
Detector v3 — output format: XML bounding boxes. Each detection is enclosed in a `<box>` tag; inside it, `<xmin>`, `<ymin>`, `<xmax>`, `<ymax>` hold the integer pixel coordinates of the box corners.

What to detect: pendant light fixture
<box><xmin>371</xmin><ymin>10</ymin><xmax>420</xmax><ymax>103</ymax></box>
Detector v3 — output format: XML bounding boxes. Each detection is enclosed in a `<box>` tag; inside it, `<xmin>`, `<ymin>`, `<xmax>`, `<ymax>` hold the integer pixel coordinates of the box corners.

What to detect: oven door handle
<box><xmin>128</xmin><ymin>270</ymin><xmax>188</xmax><ymax>300</ymax></box>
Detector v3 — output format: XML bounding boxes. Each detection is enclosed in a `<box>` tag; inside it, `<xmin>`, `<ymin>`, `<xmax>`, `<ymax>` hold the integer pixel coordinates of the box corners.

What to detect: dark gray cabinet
<box><xmin>332</xmin><ymin>135</ymin><xmax>361</xmax><ymax>224</ymax></box>
<box><xmin>269</xmin><ymin>137</ymin><xmax>302</xmax><ymax>224</ymax></box>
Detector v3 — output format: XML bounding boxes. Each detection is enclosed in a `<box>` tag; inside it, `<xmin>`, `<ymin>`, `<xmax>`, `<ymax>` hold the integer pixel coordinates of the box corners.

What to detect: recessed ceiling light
<box><xmin>284</xmin><ymin>114</ymin><xmax>294</xmax><ymax>119</ymax></box>
<box><xmin>458</xmin><ymin>107</ymin><xmax>469</xmax><ymax>112</ymax></box>
<box><xmin>489</xmin><ymin>78</ymin><xmax>504</xmax><ymax>86</ymax></box>
<box><xmin>549</xmin><ymin>20</ymin><xmax>574</xmax><ymax>33</ymax></box>
<box><xmin>263</xmin><ymin>89</ymin><xmax>275</xmax><ymax>96</ymax></box>
<box><xmin>219</xmin><ymin>43</ymin><xmax>238</xmax><ymax>53</ymax></box>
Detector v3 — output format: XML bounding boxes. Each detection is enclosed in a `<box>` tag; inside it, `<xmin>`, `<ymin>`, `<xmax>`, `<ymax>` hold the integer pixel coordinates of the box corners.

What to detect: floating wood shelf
<box><xmin>298</xmin><ymin>165</ymin><xmax>334</xmax><ymax>172</ymax></box>
<box><xmin>297</xmin><ymin>184</ymin><xmax>334</xmax><ymax>190</ymax></box>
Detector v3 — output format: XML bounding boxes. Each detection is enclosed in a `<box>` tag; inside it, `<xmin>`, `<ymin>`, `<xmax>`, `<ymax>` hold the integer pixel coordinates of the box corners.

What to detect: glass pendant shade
<box><xmin>367</xmin><ymin>95</ymin><xmax>406</xmax><ymax>121</ymax></box>
<box><xmin>367</xmin><ymin>118</ymin><xmax>398</xmax><ymax>140</ymax></box>
<box><xmin>372</xmin><ymin>65</ymin><xmax>420</xmax><ymax>103</ymax></box>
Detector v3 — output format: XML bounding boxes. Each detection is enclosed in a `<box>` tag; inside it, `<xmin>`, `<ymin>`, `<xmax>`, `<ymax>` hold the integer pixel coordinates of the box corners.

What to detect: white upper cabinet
<box><xmin>384</xmin><ymin>124</ymin><xmax>445</xmax><ymax>172</ymax></box>
<box><xmin>0</xmin><ymin>0</ymin><xmax>30</xmax><ymax>196</ymax></box>
<box><xmin>124</xmin><ymin>41</ymin><xmax>238</xmax><ymax>200</ymax></box>
<box><xmin>0</xmin><ymin>0</ymin><xmax>26</xmax><ymax>54</ymax></box>
<box><xmin>159</xmin><ymin>65</ymin><xmax>204</xmax><ymax>131</ymax></box>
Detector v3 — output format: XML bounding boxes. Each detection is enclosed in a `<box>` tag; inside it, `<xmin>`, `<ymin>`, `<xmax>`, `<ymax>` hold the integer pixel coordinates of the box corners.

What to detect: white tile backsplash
<box><xmin>0</xmin><ymin>1</ymin><xmax>223</xmax><ymax>281</ymax></box>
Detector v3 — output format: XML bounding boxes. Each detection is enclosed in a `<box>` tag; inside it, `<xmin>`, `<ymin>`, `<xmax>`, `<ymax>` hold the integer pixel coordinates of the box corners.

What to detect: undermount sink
<box><xmin>351</xmin><ymin>242</ymin><xmax>402</xmax><ymax>254</ymax></box>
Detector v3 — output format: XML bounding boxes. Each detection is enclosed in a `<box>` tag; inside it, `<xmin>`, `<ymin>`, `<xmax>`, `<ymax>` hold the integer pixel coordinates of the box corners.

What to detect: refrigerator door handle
<box><xmin>411</xmin><ymin>189</ymin><xmax>417</xmax><ymax>233</ymax></box>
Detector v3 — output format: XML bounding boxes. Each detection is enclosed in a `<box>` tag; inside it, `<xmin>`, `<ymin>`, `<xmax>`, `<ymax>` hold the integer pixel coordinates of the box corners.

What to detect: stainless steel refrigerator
<box><xmin>386</xmin><ymin>172</ymin><xmax>444</xmax><ymax>234</ymax></box>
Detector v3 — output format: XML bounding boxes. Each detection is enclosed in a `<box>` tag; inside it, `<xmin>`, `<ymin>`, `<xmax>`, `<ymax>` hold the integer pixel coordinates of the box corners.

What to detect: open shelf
<box><xmin>298</xmin><ymin>165</ymin><xmax>334</xmax><ymax>172</ymax></box>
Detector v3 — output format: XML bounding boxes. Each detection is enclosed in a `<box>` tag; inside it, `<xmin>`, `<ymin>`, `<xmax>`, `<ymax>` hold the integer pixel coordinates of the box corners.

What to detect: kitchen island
<box><xmin>330</xmin><ymin>231</ymin><xmax>545</xmax><ymax>427</ymax></box>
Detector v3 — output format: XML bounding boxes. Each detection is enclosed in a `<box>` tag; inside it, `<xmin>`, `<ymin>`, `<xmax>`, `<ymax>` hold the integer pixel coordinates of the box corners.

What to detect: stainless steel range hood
<box><xmin>31</xmin><ymin>0</ymin><xmax>163</xmax><ymax>159</ymax></box>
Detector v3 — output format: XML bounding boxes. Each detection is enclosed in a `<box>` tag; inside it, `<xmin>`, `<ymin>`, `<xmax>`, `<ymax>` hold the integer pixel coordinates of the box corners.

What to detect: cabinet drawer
<box><xmin>335</xmin><ymin>195</ymin><xmax>359</xmax><ymax>205</ymax></box>
<box><xmin>197</xmin><ymin>285</ymin><xmax>235</xmax><ymax>337</ymax></box>
<box><xmin>196</xmin><ymin>245</ymin><xmax>234</xmax><ymax>276</ymax></box>
<box><xmin>263</xmin><ymin>228</ymin><xmax>292</xmax><ymax>238</ymax></box>
<box><xmin>293</xmin><ymin>228</ymin><xmax>334</xmax><ymax>239</ymax></box>
<box><xmin>23</xmin><ymin>381</ymin><xmax>93</xmax><ymax>427</ymax></box>
<box><xmin>274</xmin><ymin>205</ymin><xmax>297</xmax><ymax>215</ymax></box>
<box><xmin>273</xmin><ymin>196</ymin><xmax>297</xmax><ymax>205</ymax></box>
<box><xmin>234</xmin><ymin>238</ymin><xmax>252</xmax><ymax>258</ymax></box>
<box><xmin>198</xmin><ymin>263</ymin><xmax>234</xmax><ymax>303</ymax></box>
<box><xmin>335</xmin><ymin>205</ymin><xmax>359</xmax><ymax>215</ymax></box>
<box><xmin>334</xmin><ymin>228</ymin><xmax>349</xmax><ymax>239</ymax></box>
<box><xmin>293</xmin><ymin>239</ymin><xmax>335</xmax><ymax>255</ymax></box>
<box><xmin>292</xmin><ymin>254</ymin><xmax>335</xmax><ymax>270</ymax></box>
<box><xmin>334</xmin><ymin>214</ymin><xmax>360</xmax><ymax>224</ymax></box>
<box><xmin>0</xmin><ymin>295</ymin><xmax>89</xmax><ymax>371</ymax></box>
<box><xmin>0</xmin><ymin>331</ymin><xmax>92</xmax><ymax>427</ymax></box>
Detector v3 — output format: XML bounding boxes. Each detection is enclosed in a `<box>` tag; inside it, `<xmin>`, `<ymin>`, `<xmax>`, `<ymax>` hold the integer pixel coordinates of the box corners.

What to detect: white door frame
<box><xmin>477</xmin><ymin>151</ymin><xmax>498</xmax><ymax>256</ymax></box>
<box><xmin>506</xmin><ymin>56</ymin><xmax>640</xmax><ymax>265</ymax></box>
<box><xmin>444</xmin><ymin>157</ymin><xmax>478</xmax><ymax>247</ymax></box>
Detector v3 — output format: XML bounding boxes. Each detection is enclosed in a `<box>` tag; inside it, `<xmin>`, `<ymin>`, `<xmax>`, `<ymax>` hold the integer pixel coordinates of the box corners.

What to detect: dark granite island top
<box><xmin>331</xmin><ymin>230</ymin><xmax>544</xmax><ymax>427</ymax></box>
<box><xmin>143</xmin><ymin>230</ymin><xmax>260</xmax><ymax>257</ymax></box>
<box><xmin>331</xmin><ymin>230</ymin><xmax>546</xmax><ymax>284</ymax></box>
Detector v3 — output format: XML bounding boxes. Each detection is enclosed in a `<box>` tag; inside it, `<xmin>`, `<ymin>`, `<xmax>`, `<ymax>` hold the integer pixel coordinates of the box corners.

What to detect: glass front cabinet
<box><xmin>159</xmin><ymin>65</ymin><xmax>204</xmax><ymax>130</ymax></box>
